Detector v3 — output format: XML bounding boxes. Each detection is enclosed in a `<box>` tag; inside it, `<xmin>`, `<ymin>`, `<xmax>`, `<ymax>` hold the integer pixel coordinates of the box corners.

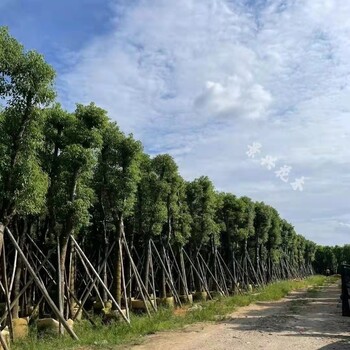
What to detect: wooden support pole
<box><xmin>57</xmin><ymin>240</ymin><xmax>64</xmax><ymax>335</ymax></box>
<box><xmin>74</xmin><ymin>247</ymin><xmax>105</xmax><ymax>307</ymax></box>
<box><xmin>150</xmin><ymin>240</ymin><xmax>182</xmax><ymax>307</ymax></box>
<box><xmin>162</xmin><ymin>245</ymin><xmax>182</xmax><ymax>306</ymax></box>
<box><xmin>8</xmin><ymin>249</ymin><xmax>18</xmax><ymax>296</ymax></box>
<box><xmin>149</xmin><ymin>241</ymin><xmax>157</xmax><ymax>311</ymax></box>
<box><xmin>72</xmin><ymin>242</ymin><xmax>115</xmax><ymax>321</ymax></box>
<box><xmin>119</xmin><ymin>241</ymin><xmax>129</xmax><ymax>320</ymax></box>
<box><xmin>196</xmin><ymin>255</ymin><xmax>211</xmax><ymax>297</ymax></box>
<box><xmin>2</xmin><ymin>243</ymin><xmax>13</xmax><ymax>341</ymax></box>
<box><xmin>0</xmin><ymin>331</ymin><xmax>10</xmax><ymax>350</ymax></box>
<box><xmin>121</xmin><ymin>232</ymin><xmax>157</xmax><ymax>314</ymax></box>
<box><xmin>217</xmin><ymin>252</ymin><xmax>236</xmax><ymax>291</ymax></box>
<box><xmin>65</xmin><ymin>286</ymin><xmax>96</xmax><ymax>326</ymax></box>
<box><xmin>182</xmin><ymin>248</ymin><xmax>211</xmax><ymax>297</ymax></box>
<box><xmin>121</xmin><ymin>236</ymin><xmax>153</xmax><ymax>316</ymax></box>
<box><xmin>198</xmin><ymin>252</ymin><xmax>225</xmax><ymax>295</ymax></box>
<box><xmin>27</xmin><ymin>234</ymin><xmax>56</xmax><ymax>271</ymax></box>
<box><xmin>216</xmin><ymin>254</ymin><xmax>229</xmax><ymax>295</ymax></box>
<box><xmin>169</xmin><ymin>244</ymin><xmax>189</xmax><ymax>299</ymax></box>
<box><xmin>5</xmin><ymin>228</ymin><xmax>79</xmax><ymax>340</ymax></box>
<box><xmin>70</xmin><ymin>236</ymin><xmax>130</xmax><ymax>324</ymax></box>
<box><xmin>0</xmin><ymin>249</ymin><xmax>55</xmax><ymax>324</ymax></box>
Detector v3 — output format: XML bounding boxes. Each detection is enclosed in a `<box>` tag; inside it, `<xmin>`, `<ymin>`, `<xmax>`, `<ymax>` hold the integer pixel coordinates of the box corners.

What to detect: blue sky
<box><xmin>0</xmin><ymin>0</ymin><xmax>114</xmax><ymax>69</ymax></box>
<box><xmin>1</xmin><ymin>0</ymin><xmax>350</xmax><ymax>245</ymax></box>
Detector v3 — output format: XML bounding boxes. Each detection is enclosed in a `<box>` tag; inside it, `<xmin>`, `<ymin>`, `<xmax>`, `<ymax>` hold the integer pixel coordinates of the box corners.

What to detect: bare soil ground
<box><xmin>126</xmin><ymin>283</ymin><xmax>350</xmax><ymax>350</ymax></box>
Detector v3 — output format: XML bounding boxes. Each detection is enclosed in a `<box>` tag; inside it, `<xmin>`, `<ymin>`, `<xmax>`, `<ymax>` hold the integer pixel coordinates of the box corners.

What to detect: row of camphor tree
<box><xmin>0</xmin><ymin>27</ymin><xmax>332</xmax><ymax>345</ymax></box>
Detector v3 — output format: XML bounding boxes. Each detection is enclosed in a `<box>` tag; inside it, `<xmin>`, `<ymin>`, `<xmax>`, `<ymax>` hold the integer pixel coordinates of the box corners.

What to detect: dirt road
<box><xmin>128</xmin><ymin>283</ymin><xmax>350</xmax><ymax>350</ymax></box>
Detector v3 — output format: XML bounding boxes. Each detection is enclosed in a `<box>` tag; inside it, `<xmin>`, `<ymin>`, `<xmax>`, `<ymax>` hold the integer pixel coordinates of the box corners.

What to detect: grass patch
<box><xmin>12</xmin><ymin>275</ymin><xmax>331</xmax><ymax>350</ymax></box>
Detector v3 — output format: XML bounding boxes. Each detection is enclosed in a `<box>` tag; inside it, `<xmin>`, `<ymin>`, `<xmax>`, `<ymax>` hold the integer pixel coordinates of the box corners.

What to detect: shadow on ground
<box><xmin>224</xmin><ymin>284</ymin><xmax>350</xmax><ymax>348</ymax></box>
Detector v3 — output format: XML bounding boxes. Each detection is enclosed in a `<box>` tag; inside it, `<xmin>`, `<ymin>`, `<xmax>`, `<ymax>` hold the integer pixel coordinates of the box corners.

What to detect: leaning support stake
<box><xmin>72</xmin><ymin>242</ymin><xmax>115</xmax><ymax>321</ymax></box>
<box><xmin>0</xmin><ymin>331</ymin><xmax>9</xmax><ymax>350</ymax></box>
<box><xmin>0</xmin><ymin>249</ymin><xmax>55</xmax><ymax>325</ymax></box>
<box><xmin>150</xmin><ymin>240</ymin><xmax>182</xmax><ymax>307</ymax></box>
<box><xmin>70</xmin><ymin>236</ymin><xmax>130</xmax><ymax>324</ymax></box>
<box><xmin>5</xmin><ymin>228</ymin><xmax>79</xmax><ymax>340</ymax></box>
<box><xmin>2</xmin><ymin>243</ymin><xmax>13</xmax><ymax>342</ymax></box>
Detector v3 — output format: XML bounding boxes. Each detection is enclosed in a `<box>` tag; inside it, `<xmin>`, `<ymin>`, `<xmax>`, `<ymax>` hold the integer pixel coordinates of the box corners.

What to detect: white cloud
<box><xmin>58</xmin><ymin>0</ymin><xmax>350</xmax><ymax>245</ymax></box>
<box><xmin>194</xmin><ymin>75</ymin><xmax>272</xmax><ymax>119</ymax></box>
<box><xmin>339</xmin><ymin>222</ymin><xmax>350</xmax><ymax>229</ymax></box>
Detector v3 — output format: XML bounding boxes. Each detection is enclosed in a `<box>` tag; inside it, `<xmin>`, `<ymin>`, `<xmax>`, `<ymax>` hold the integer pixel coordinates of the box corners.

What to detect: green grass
<box><xmin>12</xmin><ymin>275</ymin><xmax>332</xmax><ymax>350</ymax></box>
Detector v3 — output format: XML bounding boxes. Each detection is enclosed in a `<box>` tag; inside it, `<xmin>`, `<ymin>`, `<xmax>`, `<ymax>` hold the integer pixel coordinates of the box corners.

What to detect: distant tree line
<box><xmin>314</xmin><ymin>245</ymin><xmax>350</xmax><ymax>275</ymax></box>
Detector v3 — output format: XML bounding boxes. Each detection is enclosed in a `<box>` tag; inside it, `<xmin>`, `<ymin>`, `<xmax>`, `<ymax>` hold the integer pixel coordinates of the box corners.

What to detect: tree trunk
<box><xmin>12</xmin><ymin>221</ymin><xmax>27</xmax><ymax>319</ymax></box>
<box><xmin>255</xmin><ymin>236</ymin><xmax>259</xmax><ymax>272</ymax></box>
<box><xmin>160</xmin><ymin>246</ymin><xmax>167</xmax><ymax>298</ymax></box>
<box><xmin>126</xmin><ymin>225</ymin><xmax>134</xmax><ymax>300</ymax></box>
<box><xmin>0</xmin><ymin>223</ymin><xmax>4</xmax><ymax>258</ymax></box>
<box><xmin>69</xmin><ymin>238</ymin><xmax>76</xmax><ymax>317</ymax></box>
<box><xmin>194</xmin><ymin>251</ymin><xmax>202</xmax><ymax>292</ymax></box>
<box><xmin>59</xmin><ymin>234</ymin><xmax>69</xmax><ymax>317</ymax></box>
<box><xmin>112</xmin><ymin>215</ymin><xmax>123</xmax><ymax>307</ymax></box>
<box><xmin>102</xmin><ymin>235</ymin><xmax>109</xmax><ymax>302</ymax></box>
<box><xmin>143</xmin><ymin>238</ymin><xmax>150</xmax><ymax>293</ymax></box>
<box><xmin>179</xmin><ymin>247</ymin><xmax>188</xmax><ymax>295</ymax></box>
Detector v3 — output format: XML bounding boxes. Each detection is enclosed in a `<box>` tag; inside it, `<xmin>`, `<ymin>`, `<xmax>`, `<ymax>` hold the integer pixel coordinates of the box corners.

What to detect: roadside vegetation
<box><xmin>12</xmin><ymin>275</ymin><xmax>331</xmax><ymax>350</ymax></box>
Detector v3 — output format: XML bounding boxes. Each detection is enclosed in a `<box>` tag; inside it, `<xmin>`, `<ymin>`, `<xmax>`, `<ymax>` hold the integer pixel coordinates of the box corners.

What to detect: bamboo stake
<box><xmin>26</xmin><ymin>234</ymin><xmax>56</xmax><ymax>271</ymax></box>
<box><xmin>74</xmin><ymin>247</ymin><xmax>105</xmax><ymax>307</ymax></box>
<box><xmin>119</xmin><ymin>241</ymin><xmax>129</xmax><ymax>320</ymax></box>
<box><xmin>217</xmin><ymin>252</ymin><xmax>235</xmax><ymax>284</ymax></box>
<box><xmin>8</xmin><ymin>249</ymin><xmax>18</xmax><ymax>296</ymax></box>
<box><xmin>5</xmin><ymin>228</ymin><xmax>79</xmax><ymax>340</ymax></box>
<box><xmin>121</xmin><ymin>234</ymin><xmax>156</xmax><ymax>313</ymax></box>
<box><xmin>2</xmin><ymin>243</ymin><xmax>13</xmax><ymax>341</ymax></box>
<box><xmin>70</xmin><ymin>235</ymin><xmax>130</xmax><ymax>324</ymax></box>
<box><xmin>216</xmin><ymin>254</ymin><xmax>229</xmax><ymax>295</ymax></box>
<box><xmin>196</xmin><ymin>255</ymin><xmax>211</xmax><ymax>297</ymax></box>
<box><xmin>72</xmin><ymin>242</ymin><xmax>115</xmax><ymax>321</ymax></box>
<box><xmin>122</xmin><ymin>236</ymin><xmax>153</xmax><ymax>315</ymax></box>
<box><xmin>57</xmin><ymin>240</ymin><xmax>64</xmax><ymax>335</ymax></box>
<box><xmin>162</xmin><ymin>245</ymin><xmax>180</xmax><ymax>304</ymax></box>
<box><xmin>0</xmin><ymin>249</ymin><xmax>55</xmax><ymax>324</ymax></box>
<box><xmin>150</xmin><ymin>240</ymin><xmax>182</xmax><ymax>306</ymax></box>
<box><xmin>149</xmin><ymin>241</ymin><xmax>157</xmax><ymax>311</ymax></box>
<box><xmin>0</xmin><ymin>331</ymin><xmax>10</xmax><ymax>350</ymax></box>
<box><xmin>198</xmin><ymin>252</ymin><xmax>225</xmax><ymax>295</ymax></box>
<box><xmin>168</xmin><ymin>244</ymin><xmax>190</xmax><ymax>299</ymax></box>
<box><xmin>182</xmin><ymin>248</ymin><xmax>211</xmax><ymax>297</ymax></box>
<box><xmin>65</xmin><ymin>286</ymin><xmax>96</xmax><ymax>326</ymax></box>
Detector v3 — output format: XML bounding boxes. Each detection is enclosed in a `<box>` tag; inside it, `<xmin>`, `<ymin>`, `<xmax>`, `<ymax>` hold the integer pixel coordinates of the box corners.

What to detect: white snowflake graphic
<box><xmin>260</xmin><ymin>155</ymin><xmax>277</xmax><ymax>170</ymax></box>
<box><xmin>246</xmin><ymin>142</ymin><xmax>262</xmax><ymax>158</ymax></box>
<box><xmin>275</xmin><ymin>165</ymin><xmax>292</xmax><ymax>182</ymax></box>
<box><xmin>291</xmin><ymin>177</ymin><xmax>305</xmax><ymax>191</ymax></box>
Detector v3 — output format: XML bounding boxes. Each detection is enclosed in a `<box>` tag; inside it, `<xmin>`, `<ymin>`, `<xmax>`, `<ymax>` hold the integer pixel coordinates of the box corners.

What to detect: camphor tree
<box><xmin>0</xmin><ymin>26</ymin><xmax>54</xmax><ymax>233</ymax></box>
<box><xmin>265</xmin><ymin>208</ymin><xmax>282</xmax><ymax>281</ymax></box>
<box><xmin>171</xmin><ymin>177</ymin><xmax>192</xmax><ymax>297</ymax></box>
<box><xmin>252</xmin><ymin>202</ymin><xmax>271</xmax><ymax>284</ymax></box>
<box><xmin>150</xmin><ymin>154</ymin><xmax>184</xmax><ymax>298</ymax></box>
<box><xmin>94</xmin><ymin>122</ymin><xmax>142</xmax><ymax>305</ymax></box>
<box><xmin>44</xmin><ymin>103</ymin><xmax>108</xmax><ymax>316</ymax></box>
<box><xmin>216</xmin><ymin>192</ymin><xmax>239</xmax><ymax>288</ymax></box>
<box><xmin>238</xmin><ymin>197</ymin><xmax>256</xmax><ymax>286</ymax></box>
<box><xmin>133</xmin><ymin>153</ymin><xmax>167</xmax><ymax>292</ymax></box>
<box><xmin>0</xmin><ymin>26</ymin><xmax>55</xmax><ymax>318</ymax></box>
<box><xmin>186</xmin><ymin>176</ymin><xmax>220</xmax><ymax>292</ymax></box>
<box><xmin>280</xmin><ymin>219</ymin><xmax>297</xmax><ymax>278</ymax></box>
